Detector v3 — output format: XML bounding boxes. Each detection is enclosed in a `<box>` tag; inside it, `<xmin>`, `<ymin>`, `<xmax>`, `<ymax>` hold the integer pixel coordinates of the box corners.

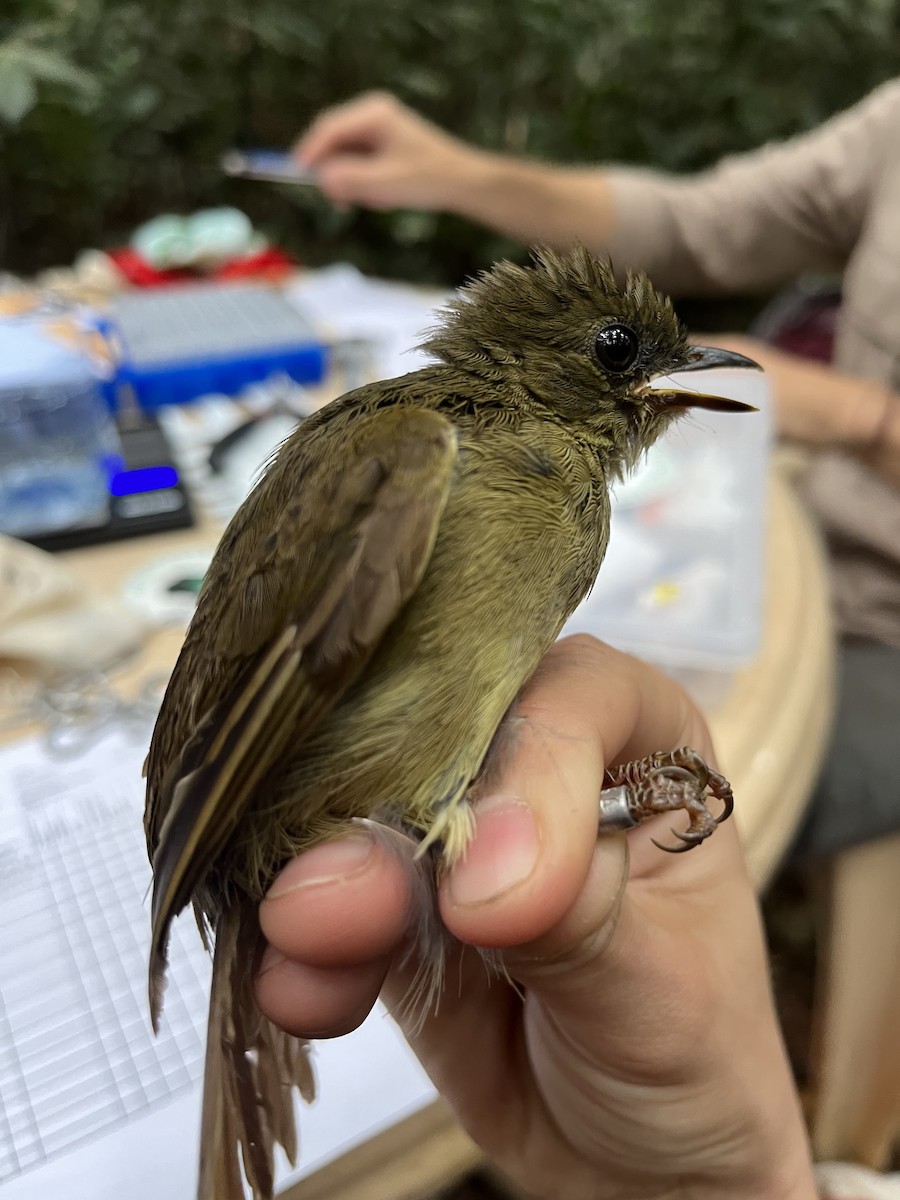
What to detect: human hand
<box><xmin>294</xmin><ymin>91</ymin><xmax>482</xmax><ymax>212</ymax></box>
<box><xmin>700</xmin><ymin>333</ymin><xmax>900</xmax><ymax>488</ymax></box>
<box><xmin>256</xmin><ymin>637</ymin><xmax>815</xmax><ymax>1200</ymax></box>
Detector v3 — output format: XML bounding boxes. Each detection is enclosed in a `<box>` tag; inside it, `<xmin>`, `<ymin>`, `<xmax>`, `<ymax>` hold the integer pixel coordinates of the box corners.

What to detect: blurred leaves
<box><xmin>0</xmin><ymin>23</ymin><xmax>97</xmax><ymax>125</ymax></box>
<box><xmin>0</xmin><ymin>55</ymin><xmax>36</xmax><ymax>124</ymax></box>
<box><xmin>1</xmin><ymin>0</ymin><xmax>899</xmax><ymax>284</ymax></box>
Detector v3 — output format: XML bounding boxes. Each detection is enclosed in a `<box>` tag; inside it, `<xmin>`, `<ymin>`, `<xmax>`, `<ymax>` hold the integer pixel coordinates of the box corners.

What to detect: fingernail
<box><xmin>257</xmin><ymin>944</ymin><xmax>285</xmax><ymax>976</ymax></box>
<box><xmin>447</xmin><ymin>797</ymin><xmax>539</xmax><ymax>907</ymax></box>
<box><xmin>265</xmin><ymin>835</ymin><xmax>375</xmax><ymax>899</ymax></box>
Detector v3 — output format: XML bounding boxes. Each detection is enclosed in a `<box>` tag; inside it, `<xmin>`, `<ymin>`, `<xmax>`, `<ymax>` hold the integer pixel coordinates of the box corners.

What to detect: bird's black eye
<box><xmin>593</xmin><ymin>324</ymin><xmax>639</xmax><ymax>373</ymax></box>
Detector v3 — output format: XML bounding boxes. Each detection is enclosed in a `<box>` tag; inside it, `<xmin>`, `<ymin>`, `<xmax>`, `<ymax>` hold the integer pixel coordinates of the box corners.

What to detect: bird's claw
<box><xmin>652</xmin><ymin>826</ymin><xmax>707</xmax><ymax>853</ymax></box>
<box><xmin>601</xmin><ymin>747</ymin><xmax>734</xmax><ymax>853</ymax></box>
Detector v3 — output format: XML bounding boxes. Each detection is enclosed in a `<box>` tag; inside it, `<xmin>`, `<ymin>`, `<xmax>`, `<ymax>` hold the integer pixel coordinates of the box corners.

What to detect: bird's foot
<box><xmin>599</xmin><ymin>747</ymin><xmax>733</xmax><ymax>853</ymax></box>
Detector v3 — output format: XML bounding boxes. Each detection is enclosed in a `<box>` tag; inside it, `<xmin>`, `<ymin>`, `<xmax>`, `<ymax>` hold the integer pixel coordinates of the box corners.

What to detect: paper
<box><xmin>288</xmin><ymin>265</ymin><xmax>447</xmax><ymax>380</ymax></box>
<box><xmin>0</xmin><ymin>727</ymin><xmax>436</xmax><ymax>1198</ymax></box>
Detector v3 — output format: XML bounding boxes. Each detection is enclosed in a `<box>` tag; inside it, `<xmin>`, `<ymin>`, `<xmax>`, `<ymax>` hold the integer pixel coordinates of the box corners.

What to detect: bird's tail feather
<box><xmin>198</xmin><ymin>903</ymin><xmax>315</xmax><ymax>1200</ymax></box>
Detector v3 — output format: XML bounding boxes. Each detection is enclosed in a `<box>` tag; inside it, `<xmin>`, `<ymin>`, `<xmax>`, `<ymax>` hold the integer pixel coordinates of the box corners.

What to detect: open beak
<box><xmin>645</xmin><ymin>345</ymin><xmax>761</xmax><ymax>412</ymax></box>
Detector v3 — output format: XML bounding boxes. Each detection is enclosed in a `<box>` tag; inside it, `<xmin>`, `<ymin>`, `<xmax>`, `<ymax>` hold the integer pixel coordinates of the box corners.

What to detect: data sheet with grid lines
<box><xmin>0</xmin><ymin>727</ymin><xmax>434</xmax><ymax>1199</ymax></box>
<box><xmin>0</xmin><ymin>733</ymin><xmax>209</xmax><ymax>1183</ymax></box>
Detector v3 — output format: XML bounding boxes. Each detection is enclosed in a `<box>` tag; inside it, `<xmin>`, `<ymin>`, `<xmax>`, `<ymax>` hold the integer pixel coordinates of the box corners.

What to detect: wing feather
<box><xmin>146</xmin><ymin>405</ymin><xmax>458</xmax><ymax>1027</ymax></box>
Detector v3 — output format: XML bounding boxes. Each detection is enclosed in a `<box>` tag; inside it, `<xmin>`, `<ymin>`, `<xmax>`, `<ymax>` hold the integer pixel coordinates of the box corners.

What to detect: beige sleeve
<box><xmin>603</xmin><ymin>79</ymin><xmax>900</xmax><ymax>297</ymax></box>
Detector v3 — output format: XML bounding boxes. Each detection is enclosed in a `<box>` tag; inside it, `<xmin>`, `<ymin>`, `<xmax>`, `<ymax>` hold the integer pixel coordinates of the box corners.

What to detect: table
<box><xmin>706</xmin><ymin>462</ymin><xmax>835</xmax><ymax>886</ymax></box>
<box><xmin>52</xmin><ymin>460</ymin><xmax>835</xmax><ymax>1198</ymax></box>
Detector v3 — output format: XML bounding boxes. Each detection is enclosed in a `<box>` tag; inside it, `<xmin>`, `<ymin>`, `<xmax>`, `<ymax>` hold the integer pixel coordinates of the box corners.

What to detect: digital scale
<box><xmin>26</xmin><ymin>416</ymin><xmax>195</xmax><ymax>552</ymax></box>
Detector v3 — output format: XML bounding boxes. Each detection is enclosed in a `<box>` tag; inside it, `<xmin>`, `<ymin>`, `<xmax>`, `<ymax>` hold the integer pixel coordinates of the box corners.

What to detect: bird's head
<box><xmin>423</xmin><ymin>246</ymin><xmax>758</xmax><ymax>472</ymax></box>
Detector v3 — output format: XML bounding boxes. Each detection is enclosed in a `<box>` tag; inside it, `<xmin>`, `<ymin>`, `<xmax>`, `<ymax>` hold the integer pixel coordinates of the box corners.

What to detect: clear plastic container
<box><xmin>0</xmin><ymin>320</ymin><xmax>121</xmax><ymax>539</ymax></box>
<box><xmin>561</xmin><ymin>367</ymin><xmax>772</xmax><ymax>693</ymax></box>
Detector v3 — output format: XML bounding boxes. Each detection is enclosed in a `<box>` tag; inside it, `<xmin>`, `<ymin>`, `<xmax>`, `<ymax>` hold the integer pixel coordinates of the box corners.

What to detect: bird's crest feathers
<box><xmin>421</xmin><ymin>245</ymin><xmax>685</xmax><ymax>378</ymax></box>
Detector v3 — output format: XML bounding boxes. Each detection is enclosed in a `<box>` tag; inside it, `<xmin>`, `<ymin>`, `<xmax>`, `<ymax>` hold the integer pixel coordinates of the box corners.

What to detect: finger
<box><xmin>259</xmin><ymin>832</ymin><xmax>413</xmax><ymax>966</ymax></box>
<box><xmin>439</xmin><ymin>635</ymin><xmax>724</xmax><ymax>952</ymax></box>
<box><xmin>387</xmin><ymin>841</ymin><xmax>626</xmax><ymax>1061</ymax></box>
<box><xmin>530</xmin><ymin>635</ymin><xmax>709</xmax><ymax>773</ymax></box>
<box><xmin>381</xmin><ymin>938</ymin><xmax>535</xmax><ymax>1148</ymax></box>
<box><xmin>256</xmin><ymin>832</ymin><xmax>418</xmax><ymax>1038</ymax></box>
<box><xmin>295</xmin><ymin>91</ymin><xmax>397</xmax><ymax>166</ymax></box>
<box><xmin>255</xmin><ymin>948</ymin><xmax>389</xmax><ymax>1038</ymax></box>
<box><xmin>378</xmin><ymin>844</ymin><xmax>630</xmax><ymax>1158</ymax></box>
<box><xmin>316</xmin><ymin>159</ymin><xmax>399</xmax><ymax>209</ymax></box>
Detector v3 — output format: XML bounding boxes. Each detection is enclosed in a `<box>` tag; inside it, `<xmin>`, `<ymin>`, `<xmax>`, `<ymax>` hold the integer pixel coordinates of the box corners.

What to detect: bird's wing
<box><xmin>145</xmin><ymin>405</ymin><xmax>457</xmax><ymax>1026</ymax></box>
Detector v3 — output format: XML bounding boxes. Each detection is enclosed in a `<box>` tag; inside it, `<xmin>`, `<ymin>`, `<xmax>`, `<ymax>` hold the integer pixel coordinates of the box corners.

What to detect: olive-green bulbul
<box><xmin>144</xmin><ymin>246</ymin><xmax>758</xmax><ymax>1200</ymax></box>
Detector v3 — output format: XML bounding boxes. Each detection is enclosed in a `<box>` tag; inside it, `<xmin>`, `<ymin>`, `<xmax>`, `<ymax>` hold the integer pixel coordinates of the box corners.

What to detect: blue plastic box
<box><xmin>106</xmin><ymin>283</ymin><xmax>329</xmax><ymax>410</ymax></box>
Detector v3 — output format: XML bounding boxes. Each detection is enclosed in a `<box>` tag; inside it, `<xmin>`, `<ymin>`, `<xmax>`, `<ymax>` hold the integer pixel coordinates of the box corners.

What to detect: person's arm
<box><xmin>256</xmin><ymin>636</ymin><xmax>817</xmax><ymax>1200</ymax></box>
<box><xmin>294</xmin><ymin>91</ymin><xmax>620</xmax><ymax>244</ymax></box>
<box><xmin>296</xmin><ymin>83</ymin><xmax>900</xmax><ymax>297</ymax></box>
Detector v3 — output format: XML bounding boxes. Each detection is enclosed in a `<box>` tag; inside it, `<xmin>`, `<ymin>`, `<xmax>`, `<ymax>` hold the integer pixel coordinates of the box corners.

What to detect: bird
<box><xmin>143</xmin><ymin>245</ymin><xmax>758</xmax><ymax>1200</ymax></box>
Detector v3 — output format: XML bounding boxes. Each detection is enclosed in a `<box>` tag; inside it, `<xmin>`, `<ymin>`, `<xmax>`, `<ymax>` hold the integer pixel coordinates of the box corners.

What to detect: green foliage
<box><xmin>2</xmin><ymin>0</ymin><xmax>900</xmax><ymax>285</ymax></box>
<box><xmin>0</xmin><ymin>20</ymin><xmax>97</xmax><ymax>126</ymax></box>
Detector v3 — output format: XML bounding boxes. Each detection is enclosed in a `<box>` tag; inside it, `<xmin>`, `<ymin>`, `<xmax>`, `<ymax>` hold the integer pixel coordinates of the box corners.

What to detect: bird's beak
<box><xmin>645</xmin><ymin>345</ymin><xmax>761</xmax><ymax>412</ymax></box>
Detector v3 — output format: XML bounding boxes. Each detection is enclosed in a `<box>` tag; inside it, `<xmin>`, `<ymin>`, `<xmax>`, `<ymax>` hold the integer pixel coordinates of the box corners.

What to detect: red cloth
<box><xmin>213</xmin><ymin>247</ymin><xmax>295</xmax><ymax>281</ymax></box>
<box><xmin>107</xmin><ymin>246</ymin><xmax>297</xmax><ymax>288</ymax></box>
<box><xmin>107</xmin><ymin>247</ymin><xmax>194</xmax><ymax>288</ymax></box>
